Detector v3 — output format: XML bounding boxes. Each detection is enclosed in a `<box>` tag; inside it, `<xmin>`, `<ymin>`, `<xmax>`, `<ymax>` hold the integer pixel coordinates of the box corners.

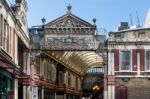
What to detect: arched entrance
<box><xmin>82</xmin><ymin>67</ymin><xmax>104</xmax><ymax>99</ymax></box>
<box><xmin>29</xmin><ymin>4</ymin><xmax>106</xmax><ymax>99</ymax></box>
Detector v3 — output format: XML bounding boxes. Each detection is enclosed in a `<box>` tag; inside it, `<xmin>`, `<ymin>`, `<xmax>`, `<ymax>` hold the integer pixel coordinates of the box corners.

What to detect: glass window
<box><xmin>68</xmin><ymin>73</ymin><xmax>71</xmax><ymax>87</ymax></box>
<box><xmin>36</xmin><ymin>57</ymin><xmax>40</xmax><ymax>75</ymax></box>
<box><xmin>146</xmin><ymin>51</ymin><xmax>150</xmax><ymax>70</ymax></box>
<box><xmin>44</xmin><ymin>61</ymin><xmax>47</xmax><ymax>78</ymax></box>
<box><xmin>51</xmin><ymin>64</ymin><xmax>55</xmax><ymax>82</ymax></box>
<box><xmin>52</xmin><ymin>64</ymin><xmax>56</xmax><ymax>82</ymax></box>
<box><xmin>47</xmin><ymin>62</ymin><xmax>51</xmax><ymax>80</ymax></box>
<box><xmin>4</xmin><ymin>19</ymin><xmax>7</xmax><ymax>50</ymax></box>
<box><xmin>121</xmin><ymin>51</ymin><xmax>131</xmax><ymax>70</ymax></box>
<box><xmin>59</xmin><ymin>71</ymin><xmax>63</xmax><ymax>87</ymax></box>
<box><xmin>115</xmin><ymin>34</ymin><xmax>121</xmax><ymax>39</ymax></box>
<box><xmin>0</xmin><ymin>15</ymin><xmax>2</xmax><ymax>46</ymax></box>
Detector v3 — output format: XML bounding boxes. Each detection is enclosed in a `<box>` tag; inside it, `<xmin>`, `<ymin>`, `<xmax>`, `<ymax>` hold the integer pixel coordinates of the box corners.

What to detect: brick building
<box><xmin>106</xmin><ymin>10</ymin><xmax>150</xmax><ymax>99</ymax></box>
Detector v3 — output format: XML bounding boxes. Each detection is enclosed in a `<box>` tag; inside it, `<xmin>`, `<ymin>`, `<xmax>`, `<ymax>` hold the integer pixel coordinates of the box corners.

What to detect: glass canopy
<box><xmin>45</xmin><ymin>51</ymin><xmax>104</xmax><ymax>75</ymax></box>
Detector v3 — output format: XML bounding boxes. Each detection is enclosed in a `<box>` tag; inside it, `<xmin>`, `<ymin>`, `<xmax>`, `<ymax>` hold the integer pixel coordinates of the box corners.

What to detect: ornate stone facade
<box><xmin>43</xmin><ymin>35</ymin><xmax>98</xmax><ymax>50</ymax></box>
<box><xmin>30</xmin><ymin>6</ymin><xmax>100</xmax><ymax>51</ymax></box>
<box><xmin>0</xmin><ymin>0</ymin><xmax>30</xmax><ymax>99</ymax></box>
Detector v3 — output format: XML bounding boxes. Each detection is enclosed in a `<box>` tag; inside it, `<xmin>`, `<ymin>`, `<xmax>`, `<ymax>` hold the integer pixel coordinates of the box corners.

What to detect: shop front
<box><xmin>44</xmin><ymin>89</ymin><xmax>55</xmax><ymax>99</ymax></box>
<box><xmin>0</xmin><ymin>68</ymin><xmax>14</xmax><ymax>99</ymax></box>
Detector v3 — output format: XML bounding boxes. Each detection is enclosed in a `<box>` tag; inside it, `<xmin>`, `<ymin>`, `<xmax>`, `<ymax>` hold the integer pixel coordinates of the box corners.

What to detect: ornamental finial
<box><xmin>93</xmin><ymin>18</ymin><xmax>96</xmax><ymax>24</ymax></box>
<box><xmin>41</xmin><ymin>17</ymin><xmax>46</xmax><ymax>25</ymax></box>
<box><xmin>67</xmin><ymin>4</ymin><xmax>72</xmax><ymax>14</ymax></box>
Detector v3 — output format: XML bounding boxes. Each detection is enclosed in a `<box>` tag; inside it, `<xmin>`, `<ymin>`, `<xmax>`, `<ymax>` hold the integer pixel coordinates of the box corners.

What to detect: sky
<box><xmin>27</xmin><ymin>0</ymin><xmax>150</xmax><ymax>35</ymax></box>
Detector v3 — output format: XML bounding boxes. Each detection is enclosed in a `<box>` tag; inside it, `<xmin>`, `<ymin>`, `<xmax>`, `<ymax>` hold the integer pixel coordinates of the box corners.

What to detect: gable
<box><xmin>44</xmin><ymin>14</ymin><xmax>94</xmax><ymax>28</ymax></box>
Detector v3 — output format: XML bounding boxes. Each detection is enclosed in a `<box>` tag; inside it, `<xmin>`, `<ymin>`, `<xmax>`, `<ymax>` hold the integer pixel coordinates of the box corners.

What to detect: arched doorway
<box><xmin>82</xmin><ymin>67</ymin><xmax>104</xmax><ymax>99</ymax></box>
<box><xmin>29</xmin><ymin>4</ymin><xmax>106</xmax><ymax>99</ymax></box>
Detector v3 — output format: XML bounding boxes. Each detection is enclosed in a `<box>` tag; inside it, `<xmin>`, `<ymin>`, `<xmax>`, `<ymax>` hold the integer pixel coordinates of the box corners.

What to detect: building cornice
<box><xmin>107</xmin><ymin>41</ymin><xmax>150</xmax><ymax>45</ymax></box>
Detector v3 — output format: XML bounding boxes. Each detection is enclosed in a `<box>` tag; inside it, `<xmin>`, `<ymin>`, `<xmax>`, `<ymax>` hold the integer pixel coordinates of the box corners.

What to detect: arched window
<box><xmin>47</xmin><ymin>61</ymin><xmax>51</xmax><ymax>80</ymax></box>
<box><xmin>35</xmin><ymin>57</ymin><xmax>40</xmax><ymax>75</ymax></box>
<box><xmin>51</xmin><ymin>64</ymin><xmax>56</xmax><ymax>83</ymax></box>
<box><xmin>43</xmin><ymin>60</ymin><xmax>47</xmax><ymax>78</ymax></box>
<box><xmin>68</xmin><ymin>73</ymin><xmax>71</xmax><ymax>87</ymax></box>
<box><xmin>59</xmin><ymin>71</ymin><xmax>64</xmax><ymax>87</ymax></box>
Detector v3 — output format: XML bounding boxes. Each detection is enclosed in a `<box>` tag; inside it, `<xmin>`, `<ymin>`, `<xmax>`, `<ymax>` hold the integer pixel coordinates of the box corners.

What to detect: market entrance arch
<box><xmin>29</xmin><ymin>5</ymin><xmax>106</xmax><ymax>99</ymax></box>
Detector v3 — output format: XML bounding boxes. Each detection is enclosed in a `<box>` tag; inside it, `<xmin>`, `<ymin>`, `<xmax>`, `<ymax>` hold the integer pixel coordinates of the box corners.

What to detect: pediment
<box><xmin>44</xmin><ymin>14</ymin><xmax>94</xmax><ymax>28</ymax></box>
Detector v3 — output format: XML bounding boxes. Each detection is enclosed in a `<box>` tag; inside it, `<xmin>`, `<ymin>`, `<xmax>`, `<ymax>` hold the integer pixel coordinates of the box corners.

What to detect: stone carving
<box><xmin>41</xmin><ymin>36</ymin><xmax>98</xmax><ymax>50</ymax></box>
<box><xmin>44</xmin><ymin>28</ymin><xmax>94</xmax><ymax>35</ymax></box>
<box><xmin>53</xmin><ymin>18</ymin><xmax>85</xmax><ymax>28</ymax></box>
<box><xmin>39</xmin><ymin>11</ymin><xmax>98</xmax><ymax>50</ymax></box>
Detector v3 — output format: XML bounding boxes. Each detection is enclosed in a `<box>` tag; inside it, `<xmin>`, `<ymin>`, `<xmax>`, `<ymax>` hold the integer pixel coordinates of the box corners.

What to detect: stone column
<box><xmin>23</xmin><ymin>50</ymin><xmax>30</xmax><ymax>99</ymax></box>
<box><xmin>107</xmin><ymin>51</ymin><xmax>115</xmax><ymax>99</ymax></box>
<box><xmin>104</xmin><ymin>63</ymin><xmax>108</xmax><ymax>99</ymax></box>
<box><xmin>64</xmin><ymin>94</ymin><xmax>67</xmax><ymax>99</ymax></box>
<box><xmin>42</xmin><ymin>88</ymin><xmax>44</xmax><ymax>99</ymax></box>
<box><xmin>137</xmin><ymin>52</ymin><xmax>140</xmax><ymax>75</ymax></box>
<box><xmin>27</xmin><ymin>50</ymin><xmax>30</xmax><ymax>75</ymax></box>
<box><xmin>23</xmin><ymin>86</ymin><xmax>26</xmax><ymax>99</ymax></box>
<box><xmin>54</xmin><ymin>91</ymin><xmax>57</xmax><ymax>99</ymax></box>
<box><xmin>26</xmin><ymin>86</ymin><xmax>32</xmax><ymax>99</ymax></box>
<box><xmin>14</xmin><ymin>79</ymin><xmax>18</xmax><ymax>99</ymax></box>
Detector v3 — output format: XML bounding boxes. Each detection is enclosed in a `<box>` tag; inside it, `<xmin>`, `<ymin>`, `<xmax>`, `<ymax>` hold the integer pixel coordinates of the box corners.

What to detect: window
<box><xmin>44</xmin><ymin>60</ymin><xmax>47</xmax><ymax>78</ymax></box>
<box><xmin>36</xmin><ymin>57</ymin><xmax>40</xmax><ymax>75</ymax></box>
<box><xmin>68</xmin><ymin>73</ymin><xmax>71</xmax><ymax>87</ymax></box>
<box><xmin>146</xmin><ymin>51</ymin><xmax>150</xmax><ymax>70</ymax></box>
<box><xmin>59</xmin><ymin>71</ymin><xmax>64</xmax><ymax>87</ymax></box>
<box><xmin>115</xmin><ymin>34</ymin><xmax>121</xmax><ymax>39</ymax></box>
<box><xmin>6</xmin><ymin>24</ymin><xmax>9</xmax><ymax>52</ymax></box>
<box><xmin>4</xmin><ymin>19</ymin><xmax>7</xmax><ymax>50</ymax></box>
<box><xmin>47</xmin><ymin>62</ymin><xmax>51</xmax><ymax>80</ymax></box>
<box><xmin>51</xmin><ymin>64</ymin><xmax>56</xmax><ymax>82</ymax></box>
<box><xmin>0</xmin><ymin>15</ymin><xmax>2</xmax><ymax>46</ymax></box>
<box><xmin>78</xmin><ymin>78</ymin><xmax>81</xmax><ymax>88</ymax></box>
<box><xmin>121</xmin><ymin>51</ymin><xmax>131</xmax><ymax>70</ymax></box>
<box><xmin>75</xmin><ymin>77</ymin><xmax>78</xmax><ymax>88</ymax></box>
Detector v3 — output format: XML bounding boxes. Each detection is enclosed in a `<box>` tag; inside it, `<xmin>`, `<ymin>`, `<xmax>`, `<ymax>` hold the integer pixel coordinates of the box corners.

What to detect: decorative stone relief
<box><xmin>44</xmin><ymin>28</ymin><xmax>94</xmax><ymax>35</ymax></box>
<box><xmin>52</xmin><ymin>18</ymin><xmax>85</xmax><ymax>28</ymax></box>
<box><xmin>40</xmin><ymin>36</ymin><xmax>99</xmax><ymax>50</ymax></box>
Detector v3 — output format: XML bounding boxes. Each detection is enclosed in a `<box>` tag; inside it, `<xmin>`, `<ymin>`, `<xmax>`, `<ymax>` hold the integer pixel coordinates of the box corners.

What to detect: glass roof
<box><xmin>46</xmin><ymin>51</ymin><xmax>104</xmax><ymax>75</ymax></box>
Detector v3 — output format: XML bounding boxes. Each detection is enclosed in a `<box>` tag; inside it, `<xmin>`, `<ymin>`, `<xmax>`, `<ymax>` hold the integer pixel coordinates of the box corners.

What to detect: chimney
<box><xmin>118</xmin><ymin>22</ymin><xmax>129</xmax><ymax>31</ymax></box>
